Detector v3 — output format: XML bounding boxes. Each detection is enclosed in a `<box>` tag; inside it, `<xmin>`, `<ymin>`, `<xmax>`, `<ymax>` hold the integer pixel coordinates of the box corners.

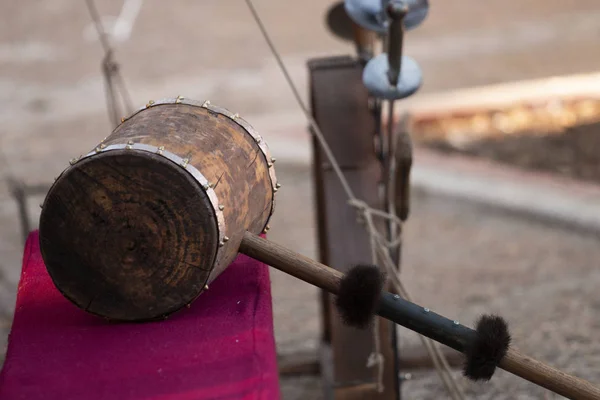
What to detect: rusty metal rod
<box><xmin>386</xmin><ymin>1</ymin><xmax>408</xmax><ymax>86</ymax></box>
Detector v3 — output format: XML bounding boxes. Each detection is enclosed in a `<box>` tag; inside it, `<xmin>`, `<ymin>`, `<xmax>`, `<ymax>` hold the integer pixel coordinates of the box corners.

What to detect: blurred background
<box><xmin>1</xmin><ymin>1</ymin><xmax>600</xmax><ymax>398</ymax></box>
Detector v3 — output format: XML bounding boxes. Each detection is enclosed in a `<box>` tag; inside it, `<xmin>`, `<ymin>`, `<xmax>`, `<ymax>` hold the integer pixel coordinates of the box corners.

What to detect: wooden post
<box><xmin>308</xmin><ymin>56</ymin><xmax>400</xmax><ymax>400</ymax></box>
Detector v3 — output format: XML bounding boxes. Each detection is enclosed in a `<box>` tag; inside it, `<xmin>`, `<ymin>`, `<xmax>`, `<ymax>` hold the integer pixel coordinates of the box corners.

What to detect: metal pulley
<box><xmin>362</xmin><ymin>54</ymin><xmax>421</xmax><ymax>99</ymax></box>
<box><xmin>362</xmin><ymin>0</ymin><xmax>422</xmax><ymax>100</ymax></box>
<box><xmin>344</xmin><ymin>0</ymin><xmax>428</xmax><ymax>33</ymax></box>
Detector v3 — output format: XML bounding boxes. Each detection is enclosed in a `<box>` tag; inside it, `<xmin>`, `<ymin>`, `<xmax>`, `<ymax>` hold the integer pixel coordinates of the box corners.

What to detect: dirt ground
<box><xmin>2</xmin><ymin>0</ymin><xmax>600</xmax><ymax>398</ymax></box>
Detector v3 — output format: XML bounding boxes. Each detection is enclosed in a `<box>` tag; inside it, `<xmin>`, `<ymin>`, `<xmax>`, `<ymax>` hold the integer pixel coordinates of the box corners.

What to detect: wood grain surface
<box><xmin>40</xmin><ymin>151</ymin><xmax>218</xmax><ymax>321</ymax></box>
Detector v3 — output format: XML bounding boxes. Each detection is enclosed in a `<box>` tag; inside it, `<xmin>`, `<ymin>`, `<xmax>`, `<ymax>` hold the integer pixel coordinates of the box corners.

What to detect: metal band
<box><xmin>120</xmin><ymin>96</ymin><xmax>278</xmax><ymax>231</ymax></box>
<box><xmin>56</xmin><ymin>143</ymin><xmax>227</xmax><ymax>283</ymax></box>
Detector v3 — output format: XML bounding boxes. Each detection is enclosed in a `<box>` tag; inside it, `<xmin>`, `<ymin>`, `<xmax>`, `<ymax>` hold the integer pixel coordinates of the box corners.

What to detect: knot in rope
<box><xmin>347</xmin><ymin>198</ymin><xmax>403</xmax><ymax>249</ymax></box>
<box><xmin>367</xmin><ymin>351</ymin><xmax>385</xmax><ymax>393</ymax></box>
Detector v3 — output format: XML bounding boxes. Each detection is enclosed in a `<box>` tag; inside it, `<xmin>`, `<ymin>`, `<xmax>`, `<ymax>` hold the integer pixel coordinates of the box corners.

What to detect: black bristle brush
<box><xmin>335</xmin><ymin>264</ymin><xmax>510</xmax><ymax>381</ymax></box>
<box><xmin>335</xmin><ymin>264</ymin><xmax>385</xmax><ymax>329</ymax></box>
<box><xmin>463</xmin><ymin>314</ymin><xmax>511</xmax><ymax>381</ymax></box>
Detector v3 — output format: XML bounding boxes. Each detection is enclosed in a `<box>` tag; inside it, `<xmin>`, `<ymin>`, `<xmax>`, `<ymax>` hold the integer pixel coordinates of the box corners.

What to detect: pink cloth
<box><xmin>0</xmin><ymin>231</ymin><xmax>280</xmax><ymax>400</ymax></box>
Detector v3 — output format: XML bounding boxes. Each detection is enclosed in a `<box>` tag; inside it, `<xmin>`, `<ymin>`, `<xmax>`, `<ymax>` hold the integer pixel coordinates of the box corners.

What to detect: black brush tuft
<box><xmin>335</xmin><ymin>264</ymin><xmax>384</xmax><ymax>329</ymax></box>
<box><xmin>463</xmin><ymin>314</ymin><xmax>511</xmax><ymax>381</ymax></box>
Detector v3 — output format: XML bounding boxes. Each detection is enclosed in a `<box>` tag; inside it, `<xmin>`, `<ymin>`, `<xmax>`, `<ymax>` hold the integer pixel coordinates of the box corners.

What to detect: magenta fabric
<box><xmin>0</xmin><ymin>231</ymin><xmax>280</xmax><ymax>400</ymax></box>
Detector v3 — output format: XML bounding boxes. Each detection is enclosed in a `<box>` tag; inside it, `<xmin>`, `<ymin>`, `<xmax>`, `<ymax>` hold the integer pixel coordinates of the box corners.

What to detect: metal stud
<box><xmin>219</xmin><ymin>241</ymin><xmax>225</xmax><ymax>247</ymax></box>
<box><xmin>157</xmin><ymin>146</ymin><xmax>165</xmax><ymax>155</ymax></box>
<box><xmin>275</xmin><ymin>183</ymin><xmax>281</xmax><ymax>189</ymax></box>
<box><xmin>223</xmin><ymin>236</ymin><xmax>229</xmax><ymax>242</ymax></box>
<box><xmin>95</xmin><ymin>147</ymin><xmax>101</xmax><ymax>153</ymax></box>
<box><xmin>181</xmin><ymin>158</ymin><xmax>189</xmax><ymax>168</ymax></box>
<box><xmin>267</xmin><ymin>162</ymin><xmax>273</xmax><ymax>168</ymax></box>
<box><xmin>176</xmin><ymin>95</ymin><xmax>184</xmax><ymax>104</ymax></box>
<box><xmin>186</xmin><ymin>303</ymin><xmax>191</xmax><ymax>309</ymax></box>
<box><xmin>400</xmin><ymin>373</ymin><xmax>413</xmax><ymax>382</ymax></box>
<box><xmin>273</xmin><ymin>187</ymin><xmax>278</xmax><ymax>193</ymax></box>
<box><xmin>393</xmin><ymin>294</ymin><xmax>400</xmax><ymax>300</ymax></box>
<box><xmin>363</xmin><ymin>54</ymin><xmax>422</xmax><ymax>100</ymax></box>
<box><xmin>121</xmin><ymin>117</ymin><xmax>126</xmax><ymax>123</ymax></box>
<box><xmin>146</xmin><ymin>100</ymin><xmax>155</xmax><ymax>108</ymax></box>
<box><xmin>218</xmin><ymin>205</ymin><xmax>224</xmax><ymax>211</ymax></box>
<box><xmin>424</xmin><ymin>307</ymin><xmax>430</xmax><ymax>313</ymax></box>
<box><xmin>100</xmin><ymin>143</ymin><xmax>107</xmax><ymax>149</ymax></box>
<box><xmin>232</xmin><ymin>113</ymin><xmax>239</xmax><ymax>120</ymax></box>
<box><xmin>202</xmin><ymin>100</ymin><xmax>211</xmax><ymax>108</ymax></box>
<box><xmin>204</xmin><ymin>284</ymin><xmax>209</xmax><ymax>290</ymax></box>
<box><xmin>271</xmin><ymin>157</ymin><xmax>276</xmax><ymax>163</ymax></box>
<box><xmin>453</xmin><ymin>320</ymin><xmax>460</xmax><ymax>325</ymax></box>
<box><xmin>69</xmin><ymin>156</ymin><xmax>81</xmax><ymax>165</ymax></box>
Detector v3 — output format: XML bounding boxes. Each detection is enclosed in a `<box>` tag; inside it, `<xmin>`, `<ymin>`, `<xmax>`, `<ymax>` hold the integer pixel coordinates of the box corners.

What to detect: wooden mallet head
<box><xmin>39</xmin><ymin>98</ymin><xmax>278</xmax><ymax>321</ymax></box>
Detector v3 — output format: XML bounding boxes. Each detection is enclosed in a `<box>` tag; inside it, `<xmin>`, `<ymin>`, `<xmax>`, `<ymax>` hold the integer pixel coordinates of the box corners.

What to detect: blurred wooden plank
<box><xmin>278</xmin><ymin>346</ymin><xmax>464</xmax><ymax>377</ymax></box>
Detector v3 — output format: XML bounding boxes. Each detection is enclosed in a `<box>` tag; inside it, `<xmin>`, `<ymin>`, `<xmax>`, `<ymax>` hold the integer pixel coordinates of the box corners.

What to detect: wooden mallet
<box><xmin>40</xmin><ymin>98</ymin><xmax>600</xmax><ymax>399</ymax></box>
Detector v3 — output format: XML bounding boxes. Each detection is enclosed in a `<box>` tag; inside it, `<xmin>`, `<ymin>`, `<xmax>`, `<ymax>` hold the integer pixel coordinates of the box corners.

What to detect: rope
<box><xmin>375</xmin><ymin>112</ymin><xmax>466</xmax><ymax>399</ymax></box>
<box><xmin>243</xmin><ymin>0</ymin><xmax>466</xmax><ymax>398</ymax></box>
<box><xmin>243</xmin><ymin>0</ymin><xmax>355</xmax><ymax>202</ymax></box>
<box><xmin>85</xmin><ymin>0</ymin><xmax>134</xmax><ymax>127</ymax></box>
<box><xmin>361</xmin><ymin>182</ymin><xmax>466</xmax><ymax>399</ymax></box>
<box><xmin>368</xmin><ymin>230</ymin><xmax>385</xmax><ymax>392</ymax></box>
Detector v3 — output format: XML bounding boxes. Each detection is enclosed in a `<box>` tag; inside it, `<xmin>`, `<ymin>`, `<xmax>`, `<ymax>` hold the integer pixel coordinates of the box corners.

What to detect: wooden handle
<box><xmin>501</xmin><ymin>348</ymin><xmax>600</xmax><ymax>400</ymax></box>
<box><xmin>239</xmin><ymin>232</ymin><xmax>600</xmax><ymax>399</ymax></box>
<box><xmin>239</xmin><ymin>231</ymin><xmax>343</xmax><ymax>294</ymax></box>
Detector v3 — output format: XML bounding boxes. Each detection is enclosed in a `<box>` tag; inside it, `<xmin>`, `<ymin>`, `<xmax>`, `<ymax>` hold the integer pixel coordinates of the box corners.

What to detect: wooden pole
<box><xmin>239</xmin><ymin>232</ymin><xmax>600</xmax><ymax>400</ymax></box>
<box><xmin>501</xmin><ymin>349</ymin><xmax>600</xmax><ymax>400</ymax></box>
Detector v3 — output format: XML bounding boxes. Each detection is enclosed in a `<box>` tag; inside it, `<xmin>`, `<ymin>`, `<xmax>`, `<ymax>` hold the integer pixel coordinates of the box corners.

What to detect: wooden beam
<box><xmin>308</xmin><ymin>55</ymin><xmax>400</xmax><ymax>400</ymax></box>
<box><xmin>278</xmin><ymin>347</ymin><xmax>464</xmax><ymax>377</ymax></box>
